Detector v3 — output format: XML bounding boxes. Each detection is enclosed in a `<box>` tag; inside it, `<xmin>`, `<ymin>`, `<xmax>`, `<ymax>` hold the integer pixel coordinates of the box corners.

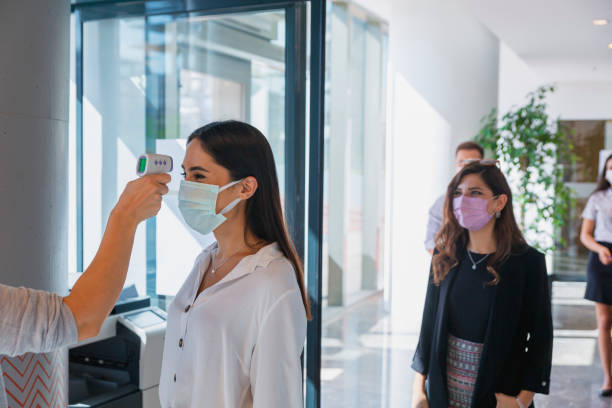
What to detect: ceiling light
<box><xmin>593</xmin><ymin>19</ymin><xmax>609</xmax><ymax>26</ymax></box>
<box><xmin>609</xmin><ymin>43</ymin><xmax>612</xmax><ymax>49</ymax></box>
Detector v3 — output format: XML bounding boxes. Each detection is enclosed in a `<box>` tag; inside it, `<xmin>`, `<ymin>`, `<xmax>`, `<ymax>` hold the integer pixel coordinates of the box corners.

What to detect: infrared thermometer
<box><xmin>136</xmin><ymin>154</ymin><xmax>173</xmax><ymax>176</ymax></box>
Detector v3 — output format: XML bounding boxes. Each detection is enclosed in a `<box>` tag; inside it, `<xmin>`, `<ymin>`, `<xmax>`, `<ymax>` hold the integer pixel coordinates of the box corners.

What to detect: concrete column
<box><xmin>0</xmin><ymin>0</ymin><xmax>70</xmax><ymax>406</ymax></box>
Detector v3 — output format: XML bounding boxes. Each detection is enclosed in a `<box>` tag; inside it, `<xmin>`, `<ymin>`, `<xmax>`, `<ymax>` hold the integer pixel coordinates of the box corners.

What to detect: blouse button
<box><xmin>184</xmin><ymin>305</ymin><xmax>191</xmax><ymax>313</ymax></box>
<box><xmin>179</xmin><ymin>338</ymin><xmax>184</xmax><ymax>348</ymax></box>
<box><xmin>542</xmin><ymin>381</ymin><xmax>547</xmax><ymax>386</ymax></box>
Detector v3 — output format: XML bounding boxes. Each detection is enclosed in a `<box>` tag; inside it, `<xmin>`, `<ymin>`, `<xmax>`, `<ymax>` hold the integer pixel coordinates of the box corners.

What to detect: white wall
<box><xmin>547</xmin><ymin>82</ymin><xmax>612</xmax><ymax>121</ymax></box>
<box><xmin>498</xmin><ymin>42</ymin><xmax>540</xmax><ymax>114</ymax></box>
<box><xmin>499</xmin><ymin>43</ymin><xmax>612</xmax><ymax>121</ymax></box>
<box><xmin>354</xmin><ymin>0</ymin><xmax>501</xmax><ymax>333</ymax></box>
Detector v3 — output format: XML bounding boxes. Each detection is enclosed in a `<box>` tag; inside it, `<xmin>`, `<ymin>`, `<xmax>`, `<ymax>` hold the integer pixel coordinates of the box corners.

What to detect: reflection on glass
<box><xmin>151</xmin><ymin>10</ymin><xmax>287</xmax><ymax>297</ymax></box>
<box><xmin>321</xmin><ymin>4</ymin><xmax>390</xmax><ymax>407</ymax></box>
<box><xmin>81</xmin><ymin>17</ymin><xmax>147</xmax><ymax>296</ymax></box>
<box><xmin>555</xmin><ymin>120</ymin><xmax>608</xmax><ymax>280</ymax></box>
<box><xmin>179</xmin><ymin>69</ymin><xmax>245</xmax><ymax>137</ymax></box>
<box><xmin>73</xmin><ymin>10</ymin><xmax>287</xmax><ymax>302</ymax></box>
<box><xmin>323</xmin><ymin>2</ymin><xmax>388</xmax><ymax>308</ymax></box>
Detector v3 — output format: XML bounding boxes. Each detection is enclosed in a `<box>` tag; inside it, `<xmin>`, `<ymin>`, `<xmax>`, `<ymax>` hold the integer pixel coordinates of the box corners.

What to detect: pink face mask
<box><xmin>453</xmin><ymin>195</ymin><xmax>493</xmax><ymax>231</ymax></box>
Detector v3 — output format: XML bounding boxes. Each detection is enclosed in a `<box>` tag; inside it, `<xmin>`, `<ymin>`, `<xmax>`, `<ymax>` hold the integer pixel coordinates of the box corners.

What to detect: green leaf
<box><xmin>472</xmin><ymin>85</ymin><xmax>577</xmax><ymax>253</ymax></box>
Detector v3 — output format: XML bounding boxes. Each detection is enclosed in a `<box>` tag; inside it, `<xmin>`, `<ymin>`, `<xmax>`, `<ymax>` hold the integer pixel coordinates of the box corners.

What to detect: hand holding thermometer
<box><xmin>136</xmin><ymin>154</ymin><xmax>173</xmax><ymax>176</ymax></box>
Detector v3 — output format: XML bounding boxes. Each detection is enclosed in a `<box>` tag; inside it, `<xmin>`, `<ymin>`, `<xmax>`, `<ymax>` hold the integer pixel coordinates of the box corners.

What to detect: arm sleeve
<box><xmin>582</xmin><ymin>195</ymin><xmax>597</xmax><ymax>220</ymax></box>
<box><xmin>411</xmin><ymin>266</ymin><xmax>440</xmax><ymax>374</ymax></box>
<box><xmin>424</xmin><ymin>196</ymin><xmax>445</xmax><ymax>251</ymax></box>
<box><xmin>250</xmin><ymin>289</ymin><xmax>307</xmax><ymax>408</ymax></box>
<box><xmin>520</xmin><ymin>252</ymin><xmax>553</xmax><ymax>394</ymax></box>
<box><xmin>0</xmin><ymin>284</ymin><xmax>78</xmax><ymax>357</ymax></box>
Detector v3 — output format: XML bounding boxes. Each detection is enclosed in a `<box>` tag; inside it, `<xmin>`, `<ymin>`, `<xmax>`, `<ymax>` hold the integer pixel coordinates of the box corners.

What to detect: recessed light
<box><xmin>593</xmin><ymin>19</ymin><xmax>609</xmax><ymax>26</ymax></box>
<box><xmin>609</xmin><ymin>43</ymin><xmax>612</xmax><ymax>49</ymax></box>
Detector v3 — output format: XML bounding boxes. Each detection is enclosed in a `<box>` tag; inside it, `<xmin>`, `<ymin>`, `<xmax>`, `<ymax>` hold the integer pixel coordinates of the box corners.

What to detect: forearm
<box><xmin>581</xmin><ymin>231</ymin><xmax>603</xmax><ymax>253</ymax></box>
<box><xmin>63</xmin><ymin>210</ymin><xmax>137</xmax><ymax>340</ymax></box>
<box><xmin>412</xmin><ymin>372</ymin><xmax>426</xmax><ymax>397</ymax></box>
<box><xmin>0</xmin><ymin>285</ymin><xmax>78</xmax><ymax>356</ymax></box>
<box><xmin>517</xmin><ymin>390</ymin><xmax>535</xmax><ymax>407</ymax></box>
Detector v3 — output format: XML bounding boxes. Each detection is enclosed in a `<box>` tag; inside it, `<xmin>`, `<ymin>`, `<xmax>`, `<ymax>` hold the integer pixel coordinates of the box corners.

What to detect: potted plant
<box><xmin>474</xmin><ymin>85</ymin><xmax>577</xmax><ymax>252</ymax></box>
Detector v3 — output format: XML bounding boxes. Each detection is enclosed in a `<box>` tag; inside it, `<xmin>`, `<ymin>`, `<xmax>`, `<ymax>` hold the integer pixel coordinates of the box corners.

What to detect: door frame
<box><xmin>72</xmin><ymin>1</ymin><xmax>325</xmax><ymax>406</ymax></box>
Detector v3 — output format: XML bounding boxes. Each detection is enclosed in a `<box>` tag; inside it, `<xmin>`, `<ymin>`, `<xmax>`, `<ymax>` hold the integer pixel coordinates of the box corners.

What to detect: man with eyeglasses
<box><xmin>425</xmin><ymin>142</ymin><xmax>485</xmax><ymax>255</ymax></box>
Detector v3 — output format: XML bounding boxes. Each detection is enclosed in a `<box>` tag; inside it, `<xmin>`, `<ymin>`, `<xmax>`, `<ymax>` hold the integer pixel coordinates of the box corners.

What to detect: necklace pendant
<box><xmin>472</xmin><ymin>264</ymin><xmax>476</xmax><ymax>270</ymax></box>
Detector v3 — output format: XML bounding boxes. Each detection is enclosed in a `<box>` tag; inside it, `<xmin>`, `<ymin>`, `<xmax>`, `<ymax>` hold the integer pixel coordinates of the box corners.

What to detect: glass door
<box><xmin>73</xmin><ymin>4</ymin><xmax>304</xmax><ymax>302</ymax></box>
<box><xmin>144</xmin><ymin>10</ymin><xmax>290</xmax><ymax>297</ymax></box>
<box><xmin>72</xmin><ymin>1</ymin><xmax>325</xmax><ymax>406</ymax></box>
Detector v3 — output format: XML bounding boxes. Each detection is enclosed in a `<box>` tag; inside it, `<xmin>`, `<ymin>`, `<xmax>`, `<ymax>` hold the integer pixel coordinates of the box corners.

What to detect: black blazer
<box><xmin>411</xmin><ymin>246</ymin><xmax>553</xmax><ymax>408</ymax></box>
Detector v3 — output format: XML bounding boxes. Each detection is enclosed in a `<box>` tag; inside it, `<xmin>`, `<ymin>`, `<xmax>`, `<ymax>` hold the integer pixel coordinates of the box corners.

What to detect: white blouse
<box><xmin>583</xmin><ymin>189</ymin><xmax>612</xmax><ymax>243</ymax></box>
<box><xmin>159</xmin><ymin>242</ymin><xmax>307</xmax><ymax>408</ymax></box>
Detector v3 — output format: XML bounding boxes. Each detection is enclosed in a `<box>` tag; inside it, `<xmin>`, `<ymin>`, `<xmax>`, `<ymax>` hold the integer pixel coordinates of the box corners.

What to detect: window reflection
<box><xmin>72</xmin><ymin>11</ymin><xmax>287</xmax><ymax>303</ymax></box>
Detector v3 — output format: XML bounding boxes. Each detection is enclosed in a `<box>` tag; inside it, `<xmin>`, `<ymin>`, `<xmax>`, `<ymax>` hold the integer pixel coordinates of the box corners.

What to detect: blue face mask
<box><xmin>178</xmin><ymin>179</ymin><xmax>243</xmax><ymax>235</ymax></box>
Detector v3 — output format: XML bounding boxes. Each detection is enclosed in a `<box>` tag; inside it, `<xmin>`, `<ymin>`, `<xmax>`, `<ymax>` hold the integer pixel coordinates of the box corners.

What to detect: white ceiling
<box><xmin>462</xmin><ymin>0</ymin><xmax>612</xmax><ymax>81</ymax></box>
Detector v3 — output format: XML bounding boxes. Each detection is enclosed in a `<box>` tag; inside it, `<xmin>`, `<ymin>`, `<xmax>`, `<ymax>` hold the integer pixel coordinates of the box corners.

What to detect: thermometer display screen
<box><xmin>138</xmin><ymin>158</ymin><xmax>147</xmax><ymax>173</ymax></box>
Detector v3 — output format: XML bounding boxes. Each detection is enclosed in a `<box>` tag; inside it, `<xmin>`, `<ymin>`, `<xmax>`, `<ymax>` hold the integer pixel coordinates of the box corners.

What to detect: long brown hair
<box><xmin>593</xmin><ymin>153</ymin><xmax>612</xmax><ymax>194</ymax></box>
<box><xmin>188</xmin><ymin>120</ymin><xmax>312</xmax><ymax>320</ymax></box>
<box><xmin>432</xmin><ymin>162</ymin><xmax>527</xmax><ymax>285</ymax></box>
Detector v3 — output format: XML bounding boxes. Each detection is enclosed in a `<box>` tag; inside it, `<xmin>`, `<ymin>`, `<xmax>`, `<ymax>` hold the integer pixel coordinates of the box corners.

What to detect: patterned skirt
<box><xmin>446</xmin><ymin>334</ymin><xmax>483</xmax><ymax>408</ymax></box>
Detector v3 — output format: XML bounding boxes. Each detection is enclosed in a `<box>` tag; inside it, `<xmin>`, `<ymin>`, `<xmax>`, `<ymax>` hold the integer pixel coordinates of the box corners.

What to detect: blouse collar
<box><xmin>196</xmin><ymin>242</ymin><xmax>283</xmax><ymax>289</ymax></box>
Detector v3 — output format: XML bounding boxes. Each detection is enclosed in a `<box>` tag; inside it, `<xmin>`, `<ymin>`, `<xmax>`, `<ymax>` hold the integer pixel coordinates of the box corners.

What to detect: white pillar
<box><xmin>0</xmin><ymin>0</ymin><xmax>71</xmax><ymax>406</ymax></box>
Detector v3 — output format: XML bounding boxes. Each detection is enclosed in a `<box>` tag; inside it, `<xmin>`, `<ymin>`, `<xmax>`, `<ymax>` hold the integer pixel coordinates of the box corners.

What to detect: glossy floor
<box><xmin>321</xmin><ymin>283</ymin><xmax>612</xmax><ymax>407</ymax></box>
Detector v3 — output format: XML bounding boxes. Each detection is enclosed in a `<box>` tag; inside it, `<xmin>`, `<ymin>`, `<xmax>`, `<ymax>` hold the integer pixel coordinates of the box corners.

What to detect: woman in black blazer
<box><xmin>411</xmin><ymin>162</ymin><xmax>553</xmax><ymax>408</ymax></box>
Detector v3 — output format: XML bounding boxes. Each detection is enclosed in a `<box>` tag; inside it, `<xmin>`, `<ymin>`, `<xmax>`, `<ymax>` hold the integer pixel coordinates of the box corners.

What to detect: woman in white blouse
<box><xmin>159</xmin><ymin>120</ymin><xmax>311</xmax><ymax>408</ymax></box>
<box><xmin>581</xmin><ymin>153</ymin><xmax>612</xmax><ymax>397</ymax></box>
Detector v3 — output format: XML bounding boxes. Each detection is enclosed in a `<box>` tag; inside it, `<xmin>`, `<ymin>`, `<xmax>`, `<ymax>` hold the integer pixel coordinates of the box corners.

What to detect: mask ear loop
<box><xmin>218</xmin><ymin>178</ymin><xmax>246</xmax><ymax>216</ymax></box>
<box><xmin>219</xmin><ymin>178</ymin><xmax>245</xmax><ymax>192</ymax></box>
<box><xmin>220</xmin><ymin>198</ymin><xmax>242</xmax><ymax>216</ymax></box>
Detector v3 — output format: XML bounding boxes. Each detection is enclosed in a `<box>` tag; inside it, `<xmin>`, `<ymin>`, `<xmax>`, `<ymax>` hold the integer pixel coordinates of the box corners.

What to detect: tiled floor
<box><xmin>322</xmin><ymin>293</ymin><xmax>417</xmax><ymax>408</ymax></box>
<box><xmin>321</xmin><ymin>283</ymin><xmax>612</xmax><ymax>407</ymax></box>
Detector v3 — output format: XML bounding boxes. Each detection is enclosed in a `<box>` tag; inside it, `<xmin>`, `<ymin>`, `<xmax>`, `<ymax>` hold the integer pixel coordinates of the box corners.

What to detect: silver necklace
<box><xmin>467</xmin><ymin>250</ymin><xmax>490</xmax><ymax>270</ymax></box>
<box><xmin>211</xmin><ymin>250</ymin><xmax>234</xmax><ymax>274</ymax></box>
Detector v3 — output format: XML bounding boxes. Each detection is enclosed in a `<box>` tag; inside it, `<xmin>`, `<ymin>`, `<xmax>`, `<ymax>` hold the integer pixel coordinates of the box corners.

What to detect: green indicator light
<box><xmin>139</xmin><ymin>158</ymin><xmax>147</xmax><ymax>173</ymax></box>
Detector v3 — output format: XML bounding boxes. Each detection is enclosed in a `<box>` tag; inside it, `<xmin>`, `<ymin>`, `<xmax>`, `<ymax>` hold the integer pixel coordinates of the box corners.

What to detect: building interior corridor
<box><xmin>1</xmin><ymin>0</ymin><xmax>612</xmax><ymax>407</ymax></box>
<box><xmin>322</xmin><ymin>283</ymin><xmax>612</xmax><ymax>407</ymax></box>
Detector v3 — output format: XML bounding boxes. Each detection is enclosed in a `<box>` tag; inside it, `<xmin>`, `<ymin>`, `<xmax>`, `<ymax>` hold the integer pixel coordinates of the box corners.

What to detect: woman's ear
<box><xmin>239</xmin><ymin>176</ymin><xmax>258</xmax><ymax>200</ymax></box>
<box><xmin>495</xmin><ymin>194</ymin><xmax>508</xmax><ymax>213</ymax></box>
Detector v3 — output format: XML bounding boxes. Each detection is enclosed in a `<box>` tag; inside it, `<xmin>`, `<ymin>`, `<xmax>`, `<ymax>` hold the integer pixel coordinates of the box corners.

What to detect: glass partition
<box><xmin>72</xmin><ymin>9</ymin><xmax>291</xmax><ymax>301</ymax></box>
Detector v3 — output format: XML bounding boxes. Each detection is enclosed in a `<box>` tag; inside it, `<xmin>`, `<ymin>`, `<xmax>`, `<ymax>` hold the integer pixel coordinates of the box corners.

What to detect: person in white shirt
<box><xmin>424</xmin><ymin>142</ymin><xmax>484</xmax><ymax>254</ymax></box>
<box><xmin>159</xmin><ymin>120</ymin><xmax>310</xmax><ymax>408</ymax></box>
<box><xmin>581</xmin><ymin>153</ymin><xmax>612</xmax><ymax>397</ymax></box>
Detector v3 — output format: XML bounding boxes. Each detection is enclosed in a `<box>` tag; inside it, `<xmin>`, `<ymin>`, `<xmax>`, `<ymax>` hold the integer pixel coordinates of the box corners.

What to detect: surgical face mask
<box><xmin>178</xmin><ymin>179</ymin><xmax>243</xmax><ymax>235</ymax></box>
<box><xmin>606</xmin><ymin>169</ymin><xmax>612</xmax><ymax>185</ymax></box>
<box><xmin>453</xmin><ymin>195</ymin><xmax>494</xmax><ymax>232</ymax></box>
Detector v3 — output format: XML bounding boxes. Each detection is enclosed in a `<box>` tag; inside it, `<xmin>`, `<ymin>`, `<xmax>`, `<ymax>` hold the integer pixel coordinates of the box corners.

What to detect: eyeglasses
<box><xmin>461</xmin><ymin>159</ymin><xmax>500</xmax><ymax>167</ymax></box>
